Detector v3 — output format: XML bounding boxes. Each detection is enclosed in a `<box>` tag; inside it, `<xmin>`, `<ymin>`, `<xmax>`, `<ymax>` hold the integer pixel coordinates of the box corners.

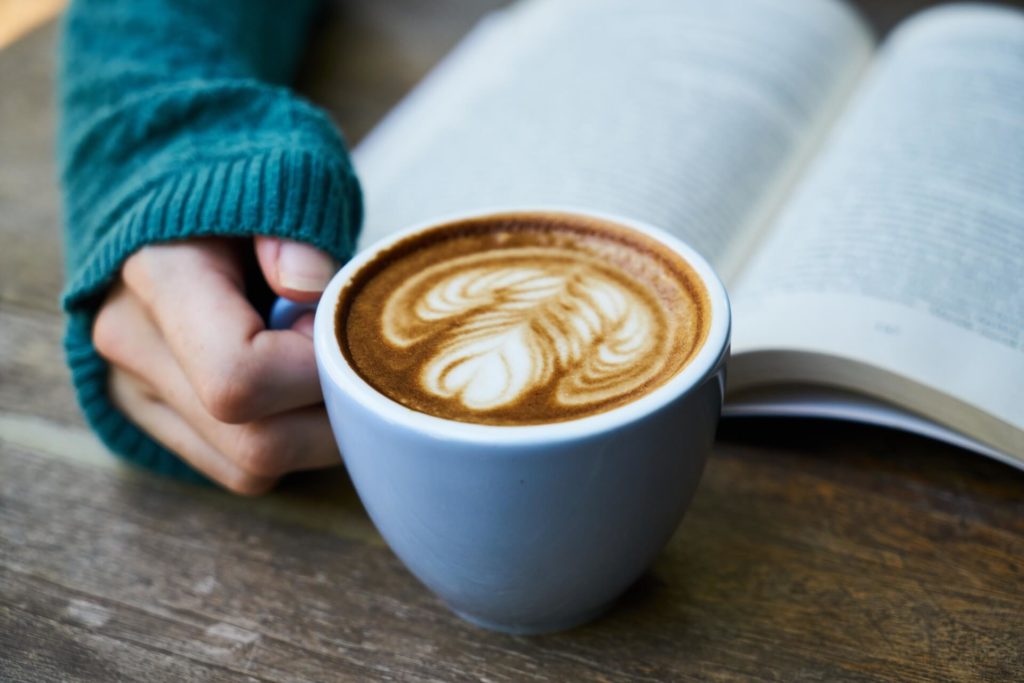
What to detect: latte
<box><xmin>336</xmin><ymin>213</ymin><xmax>711</xmax><ymax>425</ymax></box>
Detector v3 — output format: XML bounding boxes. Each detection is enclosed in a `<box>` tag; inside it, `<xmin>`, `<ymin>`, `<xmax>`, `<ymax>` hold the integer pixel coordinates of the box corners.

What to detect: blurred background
<box><xmin>5</xmin><ymin>0</ymin><xmax>1024</xmax><ymax>140</ymax></box>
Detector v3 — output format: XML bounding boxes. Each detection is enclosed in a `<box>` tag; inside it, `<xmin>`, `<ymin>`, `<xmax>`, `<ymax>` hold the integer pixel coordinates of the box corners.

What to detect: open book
<box><xmin>347</xmin><ymin>0</ymin><xmax>1024</xmax><ymax>469</ymax></box>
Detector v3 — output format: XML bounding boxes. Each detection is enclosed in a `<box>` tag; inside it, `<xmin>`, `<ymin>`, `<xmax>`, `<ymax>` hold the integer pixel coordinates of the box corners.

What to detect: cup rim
<box><xmin>314</xmin><ymin>207</ymin><xmax>731</xmax><ymax>445</ymax></box>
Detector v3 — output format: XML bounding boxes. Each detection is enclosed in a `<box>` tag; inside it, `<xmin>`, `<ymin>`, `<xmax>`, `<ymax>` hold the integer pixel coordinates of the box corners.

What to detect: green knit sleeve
<box><xmin>58</xmin><ymin>0</ymin><xmax>362</xmax><ymax>482</ymax></box>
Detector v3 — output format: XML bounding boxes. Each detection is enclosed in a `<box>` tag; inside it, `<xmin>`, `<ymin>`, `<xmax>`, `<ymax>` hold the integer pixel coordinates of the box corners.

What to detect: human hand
<box><xmin>93</xmin><ymin>236</ymin><xmax>340</xmax><ymax>494</ymax></box>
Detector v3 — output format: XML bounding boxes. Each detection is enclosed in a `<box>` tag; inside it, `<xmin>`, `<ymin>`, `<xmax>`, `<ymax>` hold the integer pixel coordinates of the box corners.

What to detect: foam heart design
<box><xmin>381</xmin><ymin>248</ymin><xmax>673</xmax><ymax>412</ymax></box>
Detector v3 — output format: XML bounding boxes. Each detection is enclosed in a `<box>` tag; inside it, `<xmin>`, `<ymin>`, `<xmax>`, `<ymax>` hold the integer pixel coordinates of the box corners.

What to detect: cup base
<box><xmin>451</xmin><ymin>601</ymin><xmax>613</xmax><ymax>635</ymax></box>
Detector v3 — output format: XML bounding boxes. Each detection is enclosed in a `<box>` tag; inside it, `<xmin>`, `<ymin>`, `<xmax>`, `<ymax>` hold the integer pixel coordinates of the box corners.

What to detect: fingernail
<box><xmin>278</xmin><ymin>241</ymin><xmax>336</xmax><ymax>293</ymax></box>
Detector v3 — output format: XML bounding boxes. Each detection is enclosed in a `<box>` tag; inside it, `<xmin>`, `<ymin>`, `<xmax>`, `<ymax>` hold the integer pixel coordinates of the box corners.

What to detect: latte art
<box><xmin>382</xmin><ymin>248</ymin><xmax>672</xmax><ymax>412</ymax></box>
<box><xmin>338</xmin><ymin>213</ymin><xmax>710</xmax><ymax>425</ymax></box>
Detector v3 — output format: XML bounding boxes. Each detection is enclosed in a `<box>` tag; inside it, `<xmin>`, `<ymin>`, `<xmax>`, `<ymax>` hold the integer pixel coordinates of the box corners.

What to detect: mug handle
<box><xmin>268</xmin><ymin>297</ymin><xmax>316</xmax><ymax>331</ymax></box>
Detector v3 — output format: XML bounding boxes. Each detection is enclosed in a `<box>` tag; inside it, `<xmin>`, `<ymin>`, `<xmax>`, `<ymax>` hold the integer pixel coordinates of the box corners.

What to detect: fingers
<box><xmin>291</xmin><ymin>311</ymin><xmax>316</xmax><ymax>339</ymax></box>
<box><xmin>122</xmin><ymin>240</ymin><xmax>323</xmax><ymax>423</ymax></box>
<box><xmin>254</xmin><ymin>236</ymin><xmax>337</xmax><ymax>303</ymax></box>
<box><xmin>108</xmin><ymin>370</ymin><xmax>277</xmax><ymax>496</ymax></box>
<box><xmin>94</xmin><ymin>284</ymin><xmax>341</xmax><ymax>485</ymax></box>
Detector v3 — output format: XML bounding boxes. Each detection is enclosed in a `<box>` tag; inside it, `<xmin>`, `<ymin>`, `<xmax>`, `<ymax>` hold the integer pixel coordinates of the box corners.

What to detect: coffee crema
<box><xmin>337</xmin><ymin>213</ymin><xmax>710</xmax><ymax>425</ymax></box>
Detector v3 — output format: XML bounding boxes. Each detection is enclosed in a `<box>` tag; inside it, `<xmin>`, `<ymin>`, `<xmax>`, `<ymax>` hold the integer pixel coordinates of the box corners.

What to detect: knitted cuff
<box><xmin>64</xmin><ymin>146</ymin><xmax>361</xmax><ymax>309</ymax></box>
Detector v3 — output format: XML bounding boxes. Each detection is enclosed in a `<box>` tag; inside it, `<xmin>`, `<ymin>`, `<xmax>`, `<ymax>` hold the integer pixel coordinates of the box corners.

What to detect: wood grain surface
<box><xmin>2</xmin><ymin>2</ymin><xmax>1023</xmax><ymax>681</ymax></box>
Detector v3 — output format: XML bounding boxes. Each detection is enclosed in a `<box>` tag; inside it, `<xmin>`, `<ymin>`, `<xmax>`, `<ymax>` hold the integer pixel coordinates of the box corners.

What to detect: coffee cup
<box><xmin>290</xmin><ymin>208</ymin><xmax>729</xmax><ymax>634</ymax></box>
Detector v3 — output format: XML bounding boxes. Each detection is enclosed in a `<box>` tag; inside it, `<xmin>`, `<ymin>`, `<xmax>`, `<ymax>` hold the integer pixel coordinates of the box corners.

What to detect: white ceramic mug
<box><xmin>299</xmin><ymin>209</ymin><xmax>730</xmax><ymax>634</ymax></box>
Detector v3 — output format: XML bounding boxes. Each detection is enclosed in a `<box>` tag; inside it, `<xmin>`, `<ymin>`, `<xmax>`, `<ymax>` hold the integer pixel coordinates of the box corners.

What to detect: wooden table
<box><xmin>2</xmin><ymin>2</ymin><xmax>1022</xmax><ymax>680</ymax></box>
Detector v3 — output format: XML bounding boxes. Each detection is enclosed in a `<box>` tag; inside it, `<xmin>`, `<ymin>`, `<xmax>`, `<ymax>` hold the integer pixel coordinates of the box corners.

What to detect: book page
<box><xmin>725</xmin><ymin>387</ymin><xmax>1021</xmax><ymax>470</ymax></box>
<box><xmin>731</xmin><ymin>5</ymin><xmax>1024</xmax><ymax>458</ymax></box>
<box><xmin>353</xmin><ymin>0</ymin><xmax>873</xmax><ymax>281</ymax></box>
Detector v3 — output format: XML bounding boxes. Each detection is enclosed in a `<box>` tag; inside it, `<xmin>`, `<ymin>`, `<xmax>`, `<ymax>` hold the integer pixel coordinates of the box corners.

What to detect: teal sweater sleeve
<box><xmin>58</xmin><ymin>0</ymin><xmax>362</xmax><ymax>482</ymax></box>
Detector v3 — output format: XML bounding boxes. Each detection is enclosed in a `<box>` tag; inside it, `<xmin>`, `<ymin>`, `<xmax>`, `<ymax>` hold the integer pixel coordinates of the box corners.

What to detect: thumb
<box><xmin>254</xmin><ymin>236</ymin><xmax>338</xmax><ymax>303</ymax></box>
